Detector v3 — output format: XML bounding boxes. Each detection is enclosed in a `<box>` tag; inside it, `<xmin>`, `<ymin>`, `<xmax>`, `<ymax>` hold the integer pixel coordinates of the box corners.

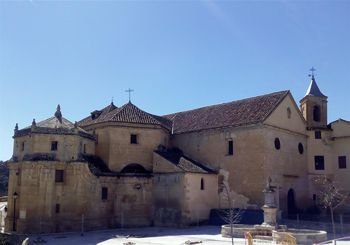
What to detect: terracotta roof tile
<box><xmin>155</xmin><ymin>148</ymin><xmax>216</xmax><ymax>174</ymax></box>
<box><xmin>79</xmin><ymin>102</ymin><xmax>118</xmax><ymax>127</ymax></box>
<box><xmin>79</xmin><ymin>102</ymin><xmax>172</xmax><ymax>130</ymax></box>
<box><xmin>164</xmin><ymin>90</ymin><xmax>289</xmax><ymax>134</ymax></box>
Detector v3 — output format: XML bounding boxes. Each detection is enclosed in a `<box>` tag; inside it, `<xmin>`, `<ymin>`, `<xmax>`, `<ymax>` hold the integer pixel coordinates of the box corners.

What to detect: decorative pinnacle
<box><xmin>32</xmin><ymin>118</ymin><xmax>36</xmax><ymax>127</ymax></box>
<box><xmin>14</xmin><ymin>123</ymin><xmax>18</xmax><ymax>132</ymax></box>
<box><xmin>55</xmin><ymin>104</ymin><xmax>62</xmax><ymax>123</ymax></box>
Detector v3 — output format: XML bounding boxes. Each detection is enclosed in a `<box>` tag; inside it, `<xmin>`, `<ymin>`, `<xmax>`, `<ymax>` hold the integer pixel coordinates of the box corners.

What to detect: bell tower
<box><xmin>300</xmin><ymin>68</ymin><xmax>328</xmax><ymax>129</ymax></box>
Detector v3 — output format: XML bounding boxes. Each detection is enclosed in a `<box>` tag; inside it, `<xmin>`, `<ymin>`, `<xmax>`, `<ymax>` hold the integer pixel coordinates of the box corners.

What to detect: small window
<box><xmin>315</xmin><ymin>131</ymin><xmax>321</xmax><ymax>139</ymax></box>
<box><xmin>314</xmin><ymin>156</ymin><xmax>325</xmax><ymax>170</ymax></box>
<box><xmin>16</xmin><ymin>170</ymin><xmax>21</xmax><ymax>186</ymax></box>
<box><xmin>51</xmin><ymin>141</ymin><xmax>58</xmax><ymax>151</ymax></box>
<box><xmin>55</xmin><ymin>170</ymin><xmax>64</xmax><ymax>183</ymax></box>
<box><xmin>312</xmin><ymin>194</ymin><xmax>317</xmax><ymax>201</ymax></box>
<box><xmin>130</xmin><ymin>134</ymin><xmax>138</xmax><ymax>144</ymax></box>
<box><xmin>287</xmin><ymin>107</ymin><xmax>291</xmax><ymax>119</ymax></box>
<box><xmin>83</xmin><ymin>144</ymin><xmax>86</xmax><ymax>154</ymax></box>
<box><xmin>21</xmin><ymin>142</ymin><xmax>25</xmax><ymax>152</ymax></box>
<box><xmin>200</xmin><ymin>178</ymin><xmax>204</xmax><ymax>190</ymax></box>
<box><xmin>338</xmin><ymin>156</ymin><xmax>347</xmax><ymax>169</ymax></box>
<box><xmin>227</xmin><ymin>140</ymin><xmax>233</xmax><ymax>155</ymax></box>
<box><xmin>274</xmin><ymin>138</ymin><xmax>281</xmax><ymax>150</ymax></box>
<box><xmin>55</xmin><ymin>204</ymin><xmax>60</xmax><ymax>214</ymax></box>
<box><xmin>298</xmin><ymin>143</ymin><xmax>304</xmax><ymax>154</ymax></box>
<box><xmin>101</xmin><ymin>187</ymin><xmax>108</xmax><ymax>200</ymax></box>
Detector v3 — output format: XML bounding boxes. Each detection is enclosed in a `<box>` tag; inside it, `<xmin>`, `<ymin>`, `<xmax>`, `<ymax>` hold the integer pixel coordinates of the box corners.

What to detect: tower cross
<box><xmin>309</xmin><ymin>67</ymin><xmax>316</xmax><ymax>77</ymax></box>
<box><xmin>125</xmin><ymin>88</ymin><xmax>134</xmax><ymax>102</ymax></box>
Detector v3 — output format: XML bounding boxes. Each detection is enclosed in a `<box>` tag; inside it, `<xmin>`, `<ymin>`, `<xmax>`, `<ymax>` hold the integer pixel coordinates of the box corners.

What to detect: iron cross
<box><xmin>309</xmin><ymin>67</ymin><xmax>316</xmax><ymax>77</ymax></box>
<box><xmin>125</xmin><ymin>88</ymin><xmax>134</xmax><ymax>102</ymax></box>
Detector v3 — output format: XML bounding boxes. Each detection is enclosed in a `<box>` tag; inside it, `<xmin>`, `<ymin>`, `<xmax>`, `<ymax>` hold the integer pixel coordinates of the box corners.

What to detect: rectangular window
<box><xmin>227</xmin><ymin>140</ymin><xmax>233</xmax><ymax>155</ymax></box>
<box><xmin>314</xmin><ymin>155</ymin><xmax>325</xmax><ymax>170</ymax></box>
<box><xmin>55</xmin><ymin>170</ymin><xmax>64</xmax><ymax>183</ymax></box>
<box><xmin>83</xmin><ymin>144</ymin><xmax>86</xmax><ymax>154</ymax></box>
<box><xmin>16</xmin><ymin>170</ymin><xmax>21</xmax><ymax>186</ymax></box>
<box><xmin>51</xmin><ymin>141</ymin><xmax>58</xmax><ymax>151</ymax></box>
<box><xmin>101</xmin><ymin>187</ymin><xmax>108</xmax><ymax>200</ymax></box>
<box><xmin>130</xmin><ymin>134</ymin><xmax>138</xmax><ymax>144</ymax></box>
<box><xmin>55</xmin><ymin>204</ymin><xmax>60</xmax><ymax>214</ymax></box>
<box><xmin>338</xmin><ymin>156</ymin><xmax>347</xmax><ymax>169</ymax></box>
<box><xmin>315</xmin><ymin>131</ymin><xmax>321</xmax><ymax>139</ymax></box>
<box><xmin>21</xmin><ymin>142</ymin><xmax>25</xmax><ymax>152</ymax></box>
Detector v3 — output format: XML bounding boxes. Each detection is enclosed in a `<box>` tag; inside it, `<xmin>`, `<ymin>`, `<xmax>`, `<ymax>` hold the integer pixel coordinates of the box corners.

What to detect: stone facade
<box><xmin>5</xmin><ymin>76</ymin><xmax>350</xmax><ymax>233</ymax></box>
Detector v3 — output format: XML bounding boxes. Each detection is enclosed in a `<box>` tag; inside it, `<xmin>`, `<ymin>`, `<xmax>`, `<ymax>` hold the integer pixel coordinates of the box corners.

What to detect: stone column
<box><xmin>261</xmin><ymin>177</ymin><xmax>277</xmax><ymax>228</ymax></box>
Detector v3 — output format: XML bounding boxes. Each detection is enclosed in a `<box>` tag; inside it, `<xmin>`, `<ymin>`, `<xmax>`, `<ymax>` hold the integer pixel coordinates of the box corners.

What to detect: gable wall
<box><xmin>264</xmin><ymin>93</ymin><xmax>306</xmax><ymax>135</ymax></box>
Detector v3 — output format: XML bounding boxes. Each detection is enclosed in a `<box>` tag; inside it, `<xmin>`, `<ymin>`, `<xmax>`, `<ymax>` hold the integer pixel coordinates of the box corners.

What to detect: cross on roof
<box><xmin>309</xmin><ymin>67</ymin><xmax>316</xmax><ymax>78</ymax></box>
<box><xmin>125</xmin><ymin>88</ymin><xmax>134</xmax><ymax>102</ymax></box>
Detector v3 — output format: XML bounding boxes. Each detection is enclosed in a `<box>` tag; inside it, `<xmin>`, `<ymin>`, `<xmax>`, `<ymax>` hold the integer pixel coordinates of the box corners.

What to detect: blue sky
<box><xmin>1</xmin><ymin>1</ymin><xmax>350</xmax><ymax>160</ymax></box>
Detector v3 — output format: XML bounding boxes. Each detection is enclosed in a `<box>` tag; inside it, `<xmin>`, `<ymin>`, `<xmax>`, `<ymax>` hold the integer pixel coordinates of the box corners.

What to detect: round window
<box><xmin>274</xmin><ymin>138</ymin><xmax>281</xmax><ymax>150</ymax></box>
<box><xmin>298</xmin><ymin>143</ymin><xmax>304</xmax><ymax>154</ymax></box>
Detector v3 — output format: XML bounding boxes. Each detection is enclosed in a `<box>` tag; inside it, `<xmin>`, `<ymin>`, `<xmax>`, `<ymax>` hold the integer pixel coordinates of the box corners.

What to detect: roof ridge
<box><xmin>164</xmin><ymin>90</ymin><xmax>289</xmax><ymax>117</ymax></box>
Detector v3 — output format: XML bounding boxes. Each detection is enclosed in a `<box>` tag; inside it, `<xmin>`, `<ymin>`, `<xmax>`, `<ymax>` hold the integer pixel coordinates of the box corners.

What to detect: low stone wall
<box><xmin>221</xmin><ymin>224</ymin><xmax>328</xmax><ymax>244</ymax></box>
<box><xmin>221</xmin><ymin>224</ymin><xmax>256</xmax><ymax>238</ymax></box>
<box><xmin>273</xmin><ymin>229</ymin><xmax>327</xmax><ymax>245</ymax></box>
<box><xmin>282</xmin><ymin>219</ymin><xmax>350</xmax><ymax>235</ymax></box>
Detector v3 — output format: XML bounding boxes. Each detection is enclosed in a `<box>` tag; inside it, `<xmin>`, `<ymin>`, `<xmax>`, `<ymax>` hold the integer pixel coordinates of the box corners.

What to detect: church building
<box><xmin>5</xmin><ymin>75</ymin><xmax>350</xmax><ymax>233</ymax></box>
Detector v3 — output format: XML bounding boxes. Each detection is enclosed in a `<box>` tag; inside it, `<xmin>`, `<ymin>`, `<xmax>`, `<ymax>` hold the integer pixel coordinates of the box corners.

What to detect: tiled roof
<box><xmin>79</xmin><ymin>102</ymin><xmax>118</xmax><ymax>127</ymax></box>
<box><xmin>165</xmin><ymin>91</ymin><xmax>289</xmax><ymax>134</ymax></box>
<box><xmin>155</xmin><ymin>148</ymin><xmax>216</xmax><ymax>174</ymax></box>
<box><xmin>15</xmin><ymin>106</ymin><xmax>94</xmax><ymax>140</ymax></box>
<box><xmin>305</xmin><ymin>76</ymin><xmax>327</xmax><ymax>98</ymax></box>
<box><xmin>79</xmin><ymin>102</ymin><xmax>172</xmax><ymax>130</ymax></box>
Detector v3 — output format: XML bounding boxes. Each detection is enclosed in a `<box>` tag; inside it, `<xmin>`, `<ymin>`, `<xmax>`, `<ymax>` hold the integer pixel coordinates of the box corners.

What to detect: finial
<box><xmin>125</xmin><ymin>88</ymin><xmax>134</xmax><ymax>102</ymax></box>
<box><xmin>263</xmin><ymin>176</ymin><xmax>275</xmax><ymax>193</ymax></box>
<box><xmin>266</xmin><ymin>176</ymin><xmax>272</xmax><ymax>189</ymax></box>
<box><xmin>308</xmin><ymin>67</ymin><xmax>316</xmax><ymax>79</ymax></box>
<box><xmin>14</xmin><ymin>123</ymin><xmax>18</xmax><ymax>132</ymax></box>
<box><xmin>111</xmin><ymin>96</ymin><xmax>114</xmax><ymax>105</ymax></box>
<box><xmin>32</xmin><ymin>118</ymin><xmax>36</xmax><ymax>127</ymax></box>
<box><xmin>74</xmin><ymin>121</ymin><xmax>78</xmax><ymax>128</ymax></box>
<box><xmin>55</xmin><ymin>104</ymin><xmax>62</xmax><ymax>123</ymax></box>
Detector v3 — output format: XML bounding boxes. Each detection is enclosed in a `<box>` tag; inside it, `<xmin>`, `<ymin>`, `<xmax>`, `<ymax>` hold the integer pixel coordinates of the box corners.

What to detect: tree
<box><xmin>0</xmin><ymin>161</ymin><xmax>9</xmax><ymax>196</ymax></box>
<box><xmin>313</xmin><ymin>175</ymin><xmax>349</xmax><ymax>238</ymax></box>
<box><xmin>219</xmin><ymin>180</ymin><xmax>244</xmax><ymax>245</ymax></box>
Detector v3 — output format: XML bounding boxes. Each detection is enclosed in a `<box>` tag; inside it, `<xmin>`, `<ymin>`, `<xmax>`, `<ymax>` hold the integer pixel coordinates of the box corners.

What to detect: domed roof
<box><xmin>14</xmin><ymin>105</ymin><xmax>94</xmax><ymax>140</ymax></box>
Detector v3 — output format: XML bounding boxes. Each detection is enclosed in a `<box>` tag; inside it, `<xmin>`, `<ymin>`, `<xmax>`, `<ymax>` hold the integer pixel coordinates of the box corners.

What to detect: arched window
<box><xmin>287</xmin><ymin>107</ymin><xmax>291</xmax><ymax>119</ymax></box>
<box><xmin>298</xmin><ymin>143</ymin><xmax>304</xmax><ymax>154</ymax></box>
<box><xmin>274</xmin><ymin>138</ymin><xmax>281</xmax><ymax>150</ymax></box>
<box><xmin>121</xmin><ymin>163</ymin><xmax>148</xmax><ymax>173</ymax></box>
<box><xmin>200</xmin><ymin>178</ymin><xmax>204</xmax><ymax>190</ymax></box>
<box><xmin>313</xmin><ymin>105</ymin><xmax>321</xmax><ymax>122</ymax></box>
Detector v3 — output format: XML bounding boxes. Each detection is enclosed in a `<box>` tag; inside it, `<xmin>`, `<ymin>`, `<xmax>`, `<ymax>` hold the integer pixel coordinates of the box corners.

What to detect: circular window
<box><xmin>298</xmin><ymin>143</ymin><xmax>304</xmax><ymax>154</ymax></box>
<box><xmin>274</xmin><ymin>138</ymin><xmax>281</xmax><ymax>150</ymax></box>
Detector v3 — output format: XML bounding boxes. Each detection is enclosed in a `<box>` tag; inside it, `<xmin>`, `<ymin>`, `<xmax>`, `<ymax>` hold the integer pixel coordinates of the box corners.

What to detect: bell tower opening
<box><xmin>313</xmin><ymin>105</ymin><xmax>321</xmax><ymax>122</ymax></box>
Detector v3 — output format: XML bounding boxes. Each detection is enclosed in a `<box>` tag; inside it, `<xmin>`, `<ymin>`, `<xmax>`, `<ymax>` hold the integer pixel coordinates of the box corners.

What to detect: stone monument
<box><xmin>261</xmin><ymin>177</ymin><xmax>277</xmax><ymax>227</ymax></box>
